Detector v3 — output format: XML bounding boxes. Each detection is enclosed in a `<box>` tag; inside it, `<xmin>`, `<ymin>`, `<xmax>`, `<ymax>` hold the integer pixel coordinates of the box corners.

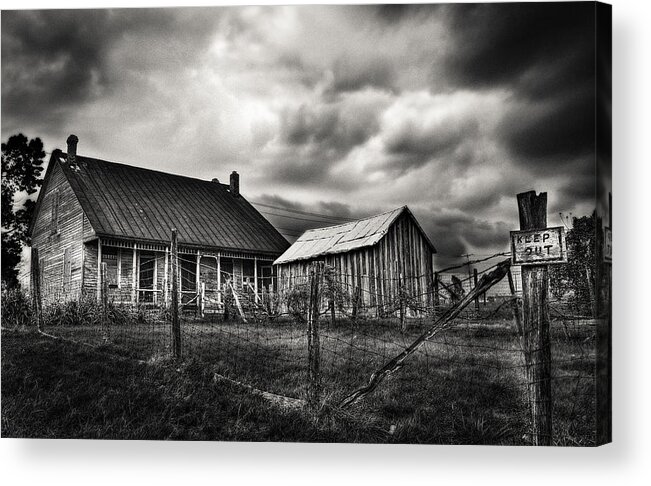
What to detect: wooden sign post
<box><xmin>513</xmin><ymin>190</ymin><xmax>558</xmax><ymax>446</ymax></box>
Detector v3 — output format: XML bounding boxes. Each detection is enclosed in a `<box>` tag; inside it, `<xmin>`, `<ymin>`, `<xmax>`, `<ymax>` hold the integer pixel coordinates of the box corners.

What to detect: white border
<box><xmin>2</xmin><ymin>1</ymin><xmax>650</xmax><ymax>485</ymax></box>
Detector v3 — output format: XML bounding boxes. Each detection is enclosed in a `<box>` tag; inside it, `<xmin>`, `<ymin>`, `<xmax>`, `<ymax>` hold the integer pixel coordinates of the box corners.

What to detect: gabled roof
<box><xmin>273</xmin><ymin>206</ymin><xmax>436</xmax><ymax>265</ymax></box>
<box><xmin>32</xmin><ymin>151</ymin><xmax>289</xmax><ymax>256</ymax></box>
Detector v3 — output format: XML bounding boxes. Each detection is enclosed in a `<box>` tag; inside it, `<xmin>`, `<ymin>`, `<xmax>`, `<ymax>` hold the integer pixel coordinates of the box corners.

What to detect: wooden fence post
<box><xmin>30</xmin><ymin>248</ymin><xmax>43</xmax><ymax>331</ymax></box>
<box><xmin>325</xmin><ymin>267</ymin><xmax>336</xmax><ymax>326</ymax></box>
<box><xmin>352</xmin><ymin>285</ymin><xmax>360</xmax><ymax>320</ymax></box>
<box><xmin>307</xmin><ymin>262</ymin><xmax>323</xmax><ymax>410</ymax></box>
<box><xmin>433</xmin><ymin>272</ymin><xmax>440</xmax><ymax>313</ymax></box>
<box><xmin>517</xmin><ymin>190</ymin><xmax>553</xmax><ymax>446</ymax></box>
<box><xmin>170</xmin><ymin>229</ymin><xmax>182</xmax><ymax>360</ymax></box>
<box><xmin>507</xmin><ymin>268</ymin><xmax>524</xmax><ymax>339</ymax></box>
<box><xmin>399</xmin><ymin>273</ymin><xmax>406</xmax><ymax>333</ymax></box>
<box><xmin>473</xmin><ymin>268</ymin><xmax>480</xmax><ymax>311</ymax></box>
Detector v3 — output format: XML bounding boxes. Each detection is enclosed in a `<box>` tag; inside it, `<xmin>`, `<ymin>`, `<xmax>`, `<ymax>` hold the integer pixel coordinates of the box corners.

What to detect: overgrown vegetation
<box><xmin>1</xmin><ymin>282</ymin><xmax>32</xmax><ymax>329</ymax></box>
<box><xmin>40</xmin><ymin>297</ymin><xmax>165</xmax><ymax>328</ymax></box>
<box><xmin>550</xmin><ymin>212</ymin><xmax>600</xmax><ymax>316</ymax></box>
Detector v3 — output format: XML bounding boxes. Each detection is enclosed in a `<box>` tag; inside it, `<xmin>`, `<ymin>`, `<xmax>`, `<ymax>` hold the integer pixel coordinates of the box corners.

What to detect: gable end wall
<box><xmin>31</xmin><ymin>162</ymin><xmax>93</xmax><ymax>303</ymax></box>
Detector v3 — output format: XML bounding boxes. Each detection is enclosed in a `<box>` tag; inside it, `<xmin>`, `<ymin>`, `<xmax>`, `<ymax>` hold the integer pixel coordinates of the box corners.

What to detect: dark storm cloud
<box><xmin>498</xmin><ymin>89</ymin><xmax>595</xmax><ymax>162</ymax></box>
<box><xmin>383</xmin><ymin>117</ymin><xmax>479</xmax><ymax>173</ymax></box>
<box><xmin>370</xmin><ymin>3</ymin><xmax>442</xmax><ymax>25</ymax></box>
<box><xmin>551</xmin><ymin>169</ymin><xmax>597</xmax><ymax>214</ymax></box>
<box><xmin>1</xmin><ymin>8</ymin><xmax>220</xmax><ymax>122</ymax></box>
<box><xmin>419</xmin><ymin>208</ymin><xmax>511</xmax><ymax>261</ymax></box>
<box><xmin>438</xmin><ymin>2</ymin><xmax>597</xmax><ymax>166</ymax></box>
<box><xmin>441</xmin><ymin>2</ymin><xmax>595</xmax><ymax>92</ymax></box>
<box><xmin>419</xmin><ymin>214</ymin><xmax>467</xmax><ymax>260</ymax></box>
<box><xmin>280</xmin><ymin>100</ymin><xmax>380</xmax><ymax>151</ymax></box>
<box><xmin>273</xmin><ymin>90</ymin><xmax>389</xmax><ymax>186</ymax></box>
<box><xmin>329</xmin><ymin>56</ymin><xmax>396</xmax><ymax>94</ymax></box>
<box><xmin>318</xmin><ymin>201</ymin><xmax>352</xmax><ymax>218</ymax></box>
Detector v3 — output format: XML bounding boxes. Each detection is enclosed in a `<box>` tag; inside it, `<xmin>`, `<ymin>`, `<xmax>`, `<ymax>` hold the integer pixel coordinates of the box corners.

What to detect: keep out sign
<box><xmin>510</xmin><ymin>227</ymin><xmax>567</xmax><ymax>265</ymax></box>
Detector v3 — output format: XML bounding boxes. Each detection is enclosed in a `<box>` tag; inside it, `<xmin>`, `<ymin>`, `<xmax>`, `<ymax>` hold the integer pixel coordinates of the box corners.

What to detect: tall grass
<box><xmin>1</xmin><ymin>283</ymin><xmax>32</xmax><ymax>329</ymax></box>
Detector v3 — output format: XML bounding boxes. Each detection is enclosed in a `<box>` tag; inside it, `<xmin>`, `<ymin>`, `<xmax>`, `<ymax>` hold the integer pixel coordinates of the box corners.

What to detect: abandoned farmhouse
<box><xmin>29</xmin><ymin>135</ymin><xmax>445</xmax><ymax>315</ymax></box>
<box><xmin>28</xmin><ymin>135</ymin><xmax>290</xmax><ymax>308</ymax></box>
<box><xmin>274</xmin><ymin>206</ymin><xmax>437</xmax><ymax>316</ymax></box>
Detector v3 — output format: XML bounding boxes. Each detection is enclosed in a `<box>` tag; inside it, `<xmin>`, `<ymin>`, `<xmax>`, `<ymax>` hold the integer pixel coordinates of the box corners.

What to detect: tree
<box><xmin>550</xmin><ymin>212</ymin><xmax>599</xmax><ymax>316</ymax></box>
<box><xmin>1</xmin><ymin>134</ymin><xmax>45</xmax><ymax>287</ymax></box>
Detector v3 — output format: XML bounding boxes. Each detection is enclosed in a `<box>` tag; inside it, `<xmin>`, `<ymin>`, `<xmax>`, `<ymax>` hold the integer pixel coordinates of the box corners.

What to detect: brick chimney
<box><xmin>230</xmin><ymin>171</ymin><xmax>240</xmax><ymax>196</ymax></box>
<box><xmin>66</xmin><ymin>134</ymin><xmax>79</xmax><ymax>162</ymax></box>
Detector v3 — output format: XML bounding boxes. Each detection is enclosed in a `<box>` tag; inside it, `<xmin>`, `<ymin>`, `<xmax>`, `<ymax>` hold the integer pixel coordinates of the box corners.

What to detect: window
<box><xmin>50</xmin><ymin>190</ymin><xmax>60</xmax><ymax>234</ymax></box>
<box><xmin>260</xmin><ymin>265</ymin><xmax>273</xmax><ymax>292</ymax></box>
<box><xmin>101</xmin><ymin>247</ymin><xmax>119</xmax><ymax>289</ymax></box>
<box><xmin>138</xmin><ymin>252</ymin><xmax>156</xmax><ymax>302</ymax></box>
<box><xmin>242</xmin><ymin>259</ymin><xmax>255</xmax><ymax>291</ymax></box>
<box><xmin>220</xmin><ymin>258</ymin><xmax>234</xmax><ymax>286</ymax></box>
<box><xmin>179</xmin><ymin>255</ymin><xmax>196</xmax><ymax>292</ymax></box>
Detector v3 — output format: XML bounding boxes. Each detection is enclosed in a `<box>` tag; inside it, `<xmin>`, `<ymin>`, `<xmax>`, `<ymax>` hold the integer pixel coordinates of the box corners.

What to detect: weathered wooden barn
<box><xmin>274</xmin><ymin>207</ymin><xmax>437</xmax><ymax>316</ymax></box>
<box><xmin>28</xmin><ymin>135</ymin><xmax>289</xmax><ymax>308</ymax></box>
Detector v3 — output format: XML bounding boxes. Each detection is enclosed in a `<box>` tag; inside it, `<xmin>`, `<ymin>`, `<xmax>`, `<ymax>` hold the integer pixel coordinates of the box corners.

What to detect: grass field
<box><xmin>3</xmin><ymin>309</ymin><xmax>597</xmax><ymax>444</ymax></box>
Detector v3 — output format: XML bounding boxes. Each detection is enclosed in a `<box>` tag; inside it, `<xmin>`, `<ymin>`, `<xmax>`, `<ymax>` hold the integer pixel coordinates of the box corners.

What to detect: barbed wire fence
<box><xmin>8</xmin><ymin>237</ymin><xmax>601</xmax><ymax>446</ymax></box>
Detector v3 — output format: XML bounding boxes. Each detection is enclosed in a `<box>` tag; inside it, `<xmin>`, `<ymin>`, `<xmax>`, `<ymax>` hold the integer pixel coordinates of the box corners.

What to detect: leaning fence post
<box><xmin>30</xmin><ymin>247</ymin><xmax>43</xmax><ymax>331</ymax></box>
<box><xmin>170</xmin><ymin>229</ymin><xmax>182</xmax><ymax>359</ymax></box>
<box><xmin>516</xmin><ymin>190</ymin><xmax>553</xmax><ymax>446</ymax></box>
<box><xmin>307</xmin><ymin>262</ymin><xmax>323</xmax><ymax>410</ymax></box>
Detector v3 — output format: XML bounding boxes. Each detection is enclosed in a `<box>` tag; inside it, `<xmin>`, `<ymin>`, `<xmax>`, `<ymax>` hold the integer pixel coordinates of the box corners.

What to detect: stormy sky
<box><xmin>1</xmin><ymin>3</ymin><xmax>606</xmax><ymax>265</ymax></box>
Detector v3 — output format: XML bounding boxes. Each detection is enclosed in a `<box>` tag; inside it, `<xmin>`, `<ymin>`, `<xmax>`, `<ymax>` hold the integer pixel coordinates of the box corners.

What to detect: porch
<box><xmin>84</xmin><ymin>238</ymin><xmax>276</xmax><ymax>313</ymax></box>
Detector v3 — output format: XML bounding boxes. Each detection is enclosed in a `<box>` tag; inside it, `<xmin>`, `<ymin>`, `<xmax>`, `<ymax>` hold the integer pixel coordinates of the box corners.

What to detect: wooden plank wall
<box><xmin>31</xmin><ymin>163</ymin><xmax>87</xmax><ymax>304</ymax></box>
<box><xmin>276</xmin><ymin>213</ymin><xmax>434</xmax><ymax>316</ymax></box>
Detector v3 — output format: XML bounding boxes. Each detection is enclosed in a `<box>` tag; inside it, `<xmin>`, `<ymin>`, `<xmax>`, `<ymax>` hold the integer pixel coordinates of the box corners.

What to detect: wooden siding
<box><xmin>276</xmin><ymin>212</ymin><xmax>434</xmax><ymax>316</ymax></box>
<box><xmin>31</xmin><ymin>163</ymin><xmax>88</xmax><ymax>303</ymax></box>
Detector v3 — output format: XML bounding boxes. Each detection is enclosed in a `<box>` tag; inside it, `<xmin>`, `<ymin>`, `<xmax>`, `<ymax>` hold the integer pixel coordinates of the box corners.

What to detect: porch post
<box><xmin>195</xmin><ymin>250</ymin><xmax>201</xmax><ymax>293</ymax></box>
<box><xmin>217</xmin><ymin>252</ymin><xmax>222</xmax><ymax>306</ymax></box>
<box><xmin>152</xmin><ymin>253</ymin><xmax>158</xmax><ymax>304</ymax></box>
<box><xmin>132</xmin><ymin>244</ymin><xmax>137</xmax><ymax>304</ymax></box>
<box><xmin>164</xmin><ymin>247</ymin><xmax>169</xmax><ymax>306</ymax></box>
<box><xmin>117</xmin><ymin>249</ymin><xmax>122</xmax><ymax>290</ymax></box>
<box><xmin>254</xmin><ymin>256</ymin><xmax>259</xmax><ymax>303</ymax></box>
<box><xmin>96</xmin><ymin>238</ymin><xmax>102</xmax><ymax>303</ymax></box>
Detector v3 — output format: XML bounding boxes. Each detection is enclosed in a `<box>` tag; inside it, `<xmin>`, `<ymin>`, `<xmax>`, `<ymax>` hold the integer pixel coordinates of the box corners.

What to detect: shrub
<box><xmin>1</xmin><ymin>282</ymin><xmax>32</xmax><ymax>329</ymax></box>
